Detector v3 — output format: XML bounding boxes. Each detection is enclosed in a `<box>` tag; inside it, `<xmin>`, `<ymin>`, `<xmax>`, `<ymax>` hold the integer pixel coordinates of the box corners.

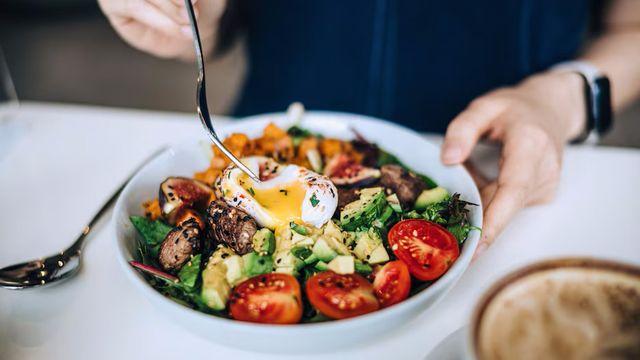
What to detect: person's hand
<box><xmin>98</xmin><ymin>0</ymin><xmax>226</xmax><ymax>59</ymax></box>
<box><xmin>441</xmin><ymin>71</ymin><xmax>586</xmax><ymax>257</ymax></box>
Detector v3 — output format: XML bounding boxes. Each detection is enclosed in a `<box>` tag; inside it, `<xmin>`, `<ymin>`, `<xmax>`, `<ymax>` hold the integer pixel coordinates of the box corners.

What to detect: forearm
<box><xmin>580</xmin><ymin>0</ymin><xmax>640</xmax><ymax>111</ymax></box>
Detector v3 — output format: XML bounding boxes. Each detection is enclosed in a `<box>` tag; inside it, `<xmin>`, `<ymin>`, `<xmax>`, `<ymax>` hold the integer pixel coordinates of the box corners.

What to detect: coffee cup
<box><xmin>464</xmin><ymin>258</ymin><xmax>640</xmax><ymax>360</ymax></box>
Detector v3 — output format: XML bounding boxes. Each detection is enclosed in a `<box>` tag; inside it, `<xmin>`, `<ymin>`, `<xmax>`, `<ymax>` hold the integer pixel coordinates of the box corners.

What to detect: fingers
<box><xmin>169</xmin><ymin>0</ymin><xmax>198</xmax><ymax>7</ymax></box>
<box><xmin>441</xmin><ymin>98</ymin><xmax>506</xmax><ymax>165</ymax></box>
<box><xmin>479</xmin><ymin>133</ymin><xmax>541</xmax><ymax>250</ymax></box>
<box><xmin>146</xmin><ymin>0</ymin><xmax>191</xmax><ymax>26</ymax></box>
<box><xmin>464</xmin><ymin>160</ymin><xmax>491</xmax><ymax>189</ymax></box>
<box><xmin>129</xmin><ymin>1</ymin><xmax>191</xmax><ymax>38</ymax></box>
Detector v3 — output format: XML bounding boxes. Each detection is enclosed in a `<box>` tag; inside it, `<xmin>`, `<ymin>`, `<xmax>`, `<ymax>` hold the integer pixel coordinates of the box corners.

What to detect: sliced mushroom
<box><xmin>159</xmin><ymin>177</ymin><xmax>214</xmax><ymax>224</ymax></box>
<box><xmin>206</xmin><ymin>200</ymin><xmax>257</xmax><ymax>255</ymax></box>
<box><xmin>158</xmin><ymin>219</ymin><xmax>201</xmax><ymax>272</ymax></box>
<box><xmin>324</xmin><ymin>154</ymin><xmax>380</xmax><ymax>187</ymax></box>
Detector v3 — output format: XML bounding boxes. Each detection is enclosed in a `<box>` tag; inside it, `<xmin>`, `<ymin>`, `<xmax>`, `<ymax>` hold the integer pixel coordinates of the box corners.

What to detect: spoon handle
<box><xmin>68</xmin><ymin>146</ymin><xmax>170</xmax><ymax>254</ymax></box>
<box><xmin>0</xmin><ymin>147</ymin><xmax>169</xmax><ymax>289</ymax></box>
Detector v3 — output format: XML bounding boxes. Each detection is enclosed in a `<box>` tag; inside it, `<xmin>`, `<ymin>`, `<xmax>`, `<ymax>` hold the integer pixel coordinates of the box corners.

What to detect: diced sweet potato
<box><xmin>194</xmin><ymin>167</ymin><xmax>222</xmax><ymax>187</ymax></box>
<box><xmin>263</xmin><ymin>122</ymin><xmax>288</xmax><ymax>139</ymax></box>
<box><xmin>142</xmin><ymin>199</ymin><xmax>162</xmax><ymax>220</ymax></box>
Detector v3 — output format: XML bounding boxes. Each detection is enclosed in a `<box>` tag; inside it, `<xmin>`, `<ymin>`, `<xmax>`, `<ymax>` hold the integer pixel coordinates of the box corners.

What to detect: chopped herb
<box><xmin>279</xmin><ymin>189</ymin><xmax>288</xmax><ymax>196</ymax></box>
<box><xmin>310</xmin><ymin>194</ymin><xmax>320</xmax><ymax>207</ymax></box>
<box><xmin>247</xmin><ymin>187</ymin><xmax>255</xmax><ymax>196</ymax></box>
<box><xmin>290</xmin><ymin>221</ymin><xmax>309</xmax><ymax>235</ymax></box>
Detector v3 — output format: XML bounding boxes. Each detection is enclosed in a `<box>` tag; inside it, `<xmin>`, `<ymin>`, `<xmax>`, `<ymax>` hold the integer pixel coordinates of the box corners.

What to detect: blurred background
<box><xmin>1</xmin><ymin>0</ymin><xmax>638</xmax><ymax>147</ymax></box>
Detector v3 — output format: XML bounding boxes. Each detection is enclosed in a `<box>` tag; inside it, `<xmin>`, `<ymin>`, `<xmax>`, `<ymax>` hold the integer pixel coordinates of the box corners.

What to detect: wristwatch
<box><xmin>551</xmin><ymin>61</ymin><xmax>613</xmax><ymax>144</ymax></box>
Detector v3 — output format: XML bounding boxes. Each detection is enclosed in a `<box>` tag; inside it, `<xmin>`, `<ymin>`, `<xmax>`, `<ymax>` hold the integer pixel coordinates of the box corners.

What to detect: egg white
<box><xmin>217</xmin><ymin>156</ymin><xmax>338</xmax><ymax>229</ymax></box>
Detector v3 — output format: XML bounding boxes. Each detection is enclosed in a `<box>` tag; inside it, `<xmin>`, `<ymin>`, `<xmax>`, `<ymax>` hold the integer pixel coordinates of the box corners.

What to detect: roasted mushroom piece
<box><xmin>175</xmin><ymin>208</ymin><xmax>205</xmax><ymax>230</ymax></box>
<box><xmin>206</xmin><ymin>200</ymin><xmax>257</xmax><ymax>255</ymax></box>
<box><xmin>158</xmin><ymin>218</ymin><xmax>202</xmax><ymax>272</ymax></box>
<box><xmin>379</xmin><ymin>164</ymin><xmax>426</xmax><ymax>208</ymax></box>
<box><xmin>159</xmin><ymin>177</ymin><xmax>214</xmax><ymax>224</ymax></box>
<box><xmin>324</xmin><ymin>154</ymin><xmax>380</xmax><ymax>187</ymax></box>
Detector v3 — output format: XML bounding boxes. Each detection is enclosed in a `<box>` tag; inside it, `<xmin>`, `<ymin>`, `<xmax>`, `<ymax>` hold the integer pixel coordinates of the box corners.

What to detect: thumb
<box><xmin>441</xmin><ymin>98</ymin><xmax>504</xmax><ymax>165</ymax></box>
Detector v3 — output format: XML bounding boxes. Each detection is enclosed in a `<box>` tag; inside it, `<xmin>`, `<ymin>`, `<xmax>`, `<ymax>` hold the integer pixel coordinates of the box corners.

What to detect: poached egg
<box><xmin>216</xmin><ymin>156</ymin><xmax>338</xmax><ymax>229</ymax></box>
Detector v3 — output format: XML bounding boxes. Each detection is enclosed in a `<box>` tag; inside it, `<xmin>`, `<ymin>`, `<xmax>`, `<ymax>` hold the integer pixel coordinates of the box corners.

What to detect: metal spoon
<box><xmin>0</xmin><ymin>147</ymin><xmax>168</xmax><ymax>289</ymax></box>
<box><xmin>183</xmin><ymin>0</ymin><xmax>260</xmax><ymax>182</ymax></box>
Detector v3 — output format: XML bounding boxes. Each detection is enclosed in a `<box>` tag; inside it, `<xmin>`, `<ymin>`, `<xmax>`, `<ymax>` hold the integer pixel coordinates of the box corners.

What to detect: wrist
<box><xmin>556</xmin><ymin>71</ymin><xmax>588</xmax><ymax>141</ymax></box>
<box><xmin>528</xmin><ymin>71</ymin><xmax>587</xmax><ymax>142</ymax></box>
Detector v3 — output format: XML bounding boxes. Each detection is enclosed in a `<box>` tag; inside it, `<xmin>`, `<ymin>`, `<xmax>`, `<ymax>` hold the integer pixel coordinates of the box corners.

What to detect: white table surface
<box><xmin>1</xmin><ymin>102</ymin><xmax>639</xmax><ymax>360</ymax></box>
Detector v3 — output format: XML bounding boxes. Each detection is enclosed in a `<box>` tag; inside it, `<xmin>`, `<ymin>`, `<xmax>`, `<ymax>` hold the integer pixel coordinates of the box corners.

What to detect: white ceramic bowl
<box><xmin>113</xmin><ymin>112</ymin><xmax>482</xmax><ymax>353</ymax></box>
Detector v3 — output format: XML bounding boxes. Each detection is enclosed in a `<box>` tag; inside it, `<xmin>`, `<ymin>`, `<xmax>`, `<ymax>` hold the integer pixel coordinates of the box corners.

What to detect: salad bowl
<box><xmin>113</xmin><ymin>111</ymin><xmax>482</xmax><ymax>352</ymax></box>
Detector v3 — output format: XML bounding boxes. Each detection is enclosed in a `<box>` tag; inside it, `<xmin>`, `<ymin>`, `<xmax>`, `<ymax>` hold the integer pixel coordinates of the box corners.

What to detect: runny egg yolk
<box><xmin>240</xmin><ymin>175</ymin><xmax>307</xmax><ymax>225</ymax></box>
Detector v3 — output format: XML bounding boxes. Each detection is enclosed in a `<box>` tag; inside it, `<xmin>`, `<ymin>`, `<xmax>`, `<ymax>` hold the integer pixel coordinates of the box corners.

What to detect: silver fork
<box><xmin>184</xmin><ymin>0</ymin><xmax>260</xmax><ymax>182</ymax></box>
<box><xmin>0</xmin><ymin>147</ymin><xmax>168</xmax><ymax>289</ymax></box>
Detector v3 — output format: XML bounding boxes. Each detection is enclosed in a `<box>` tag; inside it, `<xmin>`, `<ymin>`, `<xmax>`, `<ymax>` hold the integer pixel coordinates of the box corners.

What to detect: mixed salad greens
<box><xmin>129</xmin><ymin>121</ymin><xmax>478</xmax><ymax>324</ymax></box>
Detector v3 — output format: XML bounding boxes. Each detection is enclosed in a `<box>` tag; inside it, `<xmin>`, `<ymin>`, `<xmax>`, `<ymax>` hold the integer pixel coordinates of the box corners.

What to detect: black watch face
<box><xmin>594</xmin><ymin>77</ymin><xmax>612</xmax><ymax>135</ymax></box>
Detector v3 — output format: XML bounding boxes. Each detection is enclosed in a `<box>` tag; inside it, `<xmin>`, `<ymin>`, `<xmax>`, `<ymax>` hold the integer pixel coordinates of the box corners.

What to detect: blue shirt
<box><xmin>231</xmin><ymin>0</ymin><xmax>591</xmax><ymax>133</ymax></box>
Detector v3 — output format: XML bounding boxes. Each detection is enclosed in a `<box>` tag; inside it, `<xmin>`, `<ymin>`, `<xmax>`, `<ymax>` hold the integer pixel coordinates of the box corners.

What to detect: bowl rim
<box><xmin>113</xmin><ymin>110</ymin><xmax>483</xmax><ymax>333</ymax></box>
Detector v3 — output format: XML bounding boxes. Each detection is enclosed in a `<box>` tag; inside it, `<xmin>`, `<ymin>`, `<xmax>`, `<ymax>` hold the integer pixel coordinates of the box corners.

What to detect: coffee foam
<box><xmin>476</xmin><ymin>267</ymin><xmax>640</xmax><ymax>360</ymax></box>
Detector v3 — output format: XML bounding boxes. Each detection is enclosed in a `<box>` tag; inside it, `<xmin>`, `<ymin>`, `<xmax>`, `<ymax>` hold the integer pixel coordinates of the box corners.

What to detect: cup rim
<box><xmin>469</xmin><ymin>257</ymin><xmax>640</xmax><ymax>359</ymax></box>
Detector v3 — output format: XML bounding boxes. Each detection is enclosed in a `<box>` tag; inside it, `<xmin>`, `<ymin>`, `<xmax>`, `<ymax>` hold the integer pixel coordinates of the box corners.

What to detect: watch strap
<box><xmin>551</xmin><ymin>61</ymin><xmax>613</xmax><ymax>144</ymax></box>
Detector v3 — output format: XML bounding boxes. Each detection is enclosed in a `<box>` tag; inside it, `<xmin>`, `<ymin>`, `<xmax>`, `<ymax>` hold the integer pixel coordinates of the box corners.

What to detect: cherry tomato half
<box><xmin>388</xmin><ymin>219</ymin><xmax>460</xmax><ymax>281</ymax></box>
<box><xmin>373</xmin><ymin>260</ymin><xmax>411</xmax><ymax>308</ymax></box>
<box><xmin>229</xmin><ymin>273</ymin><xmax>303</xmax><ymax>324</ymax></box>
<box><xmin>306</xmin><ymin>271</ymin><xmax>379</xmax><ymax>319</ymax></box>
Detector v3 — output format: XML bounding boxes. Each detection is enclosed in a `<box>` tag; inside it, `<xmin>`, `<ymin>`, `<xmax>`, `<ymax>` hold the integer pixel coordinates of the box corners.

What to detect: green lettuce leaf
<box><xmin>130</xmin><ymin>215</ymin><xmax>172</xmax><ymax>259</ymax></box>
<box><xmin>178</xmin><ymin>254</ymin><xmax>202</xmax><ymax>289</ymax></box>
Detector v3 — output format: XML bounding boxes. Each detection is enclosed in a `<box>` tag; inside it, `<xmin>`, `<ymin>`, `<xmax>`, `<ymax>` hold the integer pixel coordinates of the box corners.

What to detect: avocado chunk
<box><xmin>415</xmin><ymin>186</ymin><xmax>449</xmax><ymax>211</ymax></box>
<box><xmin>354</xmin><ymin>260</ymin><xmax>373</xmax><ymax>275</ymax></box>
<box><xmin>324</xmin><ymin>235</ymin><xmax>351</xmax><ymax>255</ymax></box>
<box><xmin>201</xmin><ymin>260</ymin><xmax>231</xmax><ymax>311</ymax></box>
<box><xmin>209</xmin><ymin>246</ymin><xmax>236</xmax><ymax>265</ymax></box>
<box><xmin>386</xmin><ymin>194</ymin><xmax>403</xmax><ymax>213</ymax></box>
<box><xmin>223</xmin><ymin>255</ymin><xmax>245</xmax><ymax>286</ymax></box>
<box><xmin>339</xmin><ymin>187</ymin><xmax>388</xmax><ymax>231</ymax></box>
<box><xmin>327</xmin><ymin>255</ymin><xmax>355</xmax><ymax>274</ymax></box>
<box><xmin>314</xmin><ymin>261</ymin><xmax>329</xmax><ymax>271</ymax></box>
<box><xmin>303</xmin><ymin>254</ymin><xmax>319</xmax><ymax>265</ymax></box>
<box><xmin>323</xmin><ymin>220</ymin><xmax>344</xmax><ymax>242</ymax></box>
<box><xmin>291</xmin><ymin>232</ymin><xmax>314</xmax><ymax>247</ymax></box>
<box><xmin>353</xmin><ymin>230</ymin><xmax>381</xmax><ymax>261</ymax></box>
<box><xmin>242</xmin><ymin>251</ymin><xmax>274</xmax><ymax>278</ymax></box>
<box><xmin>274</xmin><ymin>225</ymin><xmax>293</xmax><ymax>251</ymax></box>
<box><xmin>291</xmin><ymin>246</ymin><xmax>313</xmax><ymax>261</ymax></box>
<box><xmin>274</xmin><ymin>249</ymin><xmax>304</xmax><ymax>275</ymax></box>
<box><xmin>252</xmin><ymin>228</ymin><xmax>276</xmax><ymax>256</ymax></box>
<box><xmin>368</xmin><ymin>245</ymin><xmax>390</xmax><ymax>265</ymax></box>
<box><xmin>312</xmin><ymin>238</ymin><xmax>338</xmax><ymax>262</ymax></box>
